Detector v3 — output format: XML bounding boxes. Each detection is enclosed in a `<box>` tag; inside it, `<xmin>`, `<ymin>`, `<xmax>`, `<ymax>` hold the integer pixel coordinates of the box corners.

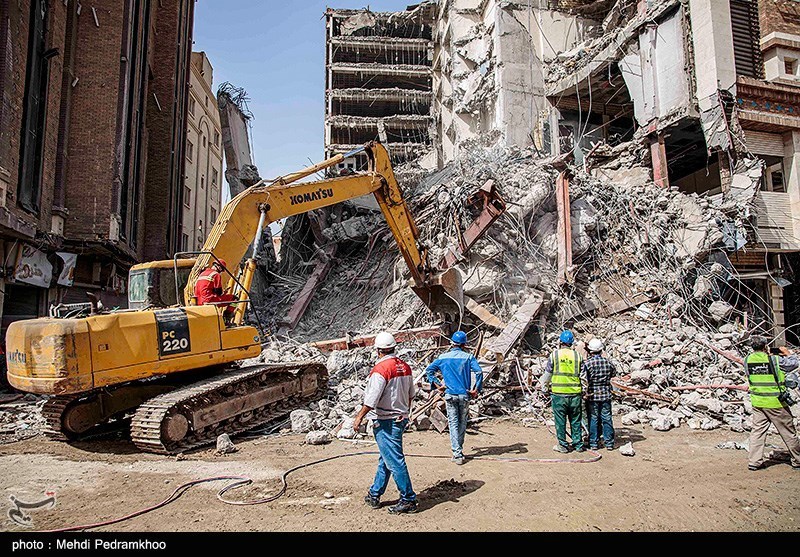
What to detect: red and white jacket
<box><xmin>363</xmin><ymin>355</ymin><xmax>415</xmax><ymax>421</ymax></box>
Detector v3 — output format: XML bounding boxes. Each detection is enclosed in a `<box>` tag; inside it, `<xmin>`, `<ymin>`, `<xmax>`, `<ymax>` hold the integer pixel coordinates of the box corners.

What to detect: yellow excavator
<box><xmin>5</xmin><ymin>142</ymin><xmax>463</xmax><ymax>453</ymax></box>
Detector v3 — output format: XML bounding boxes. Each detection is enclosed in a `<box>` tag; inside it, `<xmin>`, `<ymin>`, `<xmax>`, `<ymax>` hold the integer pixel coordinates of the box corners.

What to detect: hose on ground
<box><xmin>41</xmin><ymin>448</ymin><xmax>601</xmax><ymax>532</ymax></box>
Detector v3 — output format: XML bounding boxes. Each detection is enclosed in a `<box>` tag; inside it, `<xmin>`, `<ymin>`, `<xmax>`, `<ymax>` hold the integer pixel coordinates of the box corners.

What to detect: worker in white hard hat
<box><xmin>583</xmin><ymin>338</ymin><xmax>617</xmax><ymax>450</ymax></box>
<box><xmin>353</xmin><ymin>331</ymin><xmax>418</xmax><ymax>514</ymax></box>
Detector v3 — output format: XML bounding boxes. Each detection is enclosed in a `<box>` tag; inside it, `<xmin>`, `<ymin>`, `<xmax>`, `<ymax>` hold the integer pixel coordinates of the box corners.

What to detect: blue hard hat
<box><xmin>451</xmin><ymin>331</ymin><xmax>468</xmax><ymax>345</ymax></box>
<box><xmin>559</xmin><ymin>330</ymin><xmax>575</xmax><ymax>345</ymax></box>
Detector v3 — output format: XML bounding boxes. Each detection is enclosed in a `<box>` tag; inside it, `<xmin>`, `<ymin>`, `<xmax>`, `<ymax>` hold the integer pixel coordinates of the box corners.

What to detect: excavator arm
<box><xmin>184</xmin><ymin>142</ymin><xmax>462</xmax><ymax>324</ymax></box>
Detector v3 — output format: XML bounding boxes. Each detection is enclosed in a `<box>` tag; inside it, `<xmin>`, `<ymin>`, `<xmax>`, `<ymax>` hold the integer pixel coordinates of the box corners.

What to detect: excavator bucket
<box><xmin>411</xmin><ymin>266</ymin><xmax>464</xmax><ymax>318</ymax></box>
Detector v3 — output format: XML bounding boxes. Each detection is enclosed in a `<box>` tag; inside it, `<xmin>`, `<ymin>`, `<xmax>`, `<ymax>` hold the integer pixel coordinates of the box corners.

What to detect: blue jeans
<box><xmin>445</xmin><ymin>394</ymin><xmax>470</xmax><ymax>458</ymax></box>
<box><xmin>587</xmin><ymin>400</ymin><xmax>615</xmax><ymax>448</ymax></box>
<box><xmin>369</xmin><ymin>418</ymin><xmax>416</xmax><ymax>502</ymax></box>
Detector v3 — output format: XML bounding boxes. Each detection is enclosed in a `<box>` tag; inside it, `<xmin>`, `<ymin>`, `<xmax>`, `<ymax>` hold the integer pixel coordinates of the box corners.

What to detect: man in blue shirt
<box><xmin>425</xmin><ymin>331</ymin><xmax>483</xmax><ymax>465</ymax></box>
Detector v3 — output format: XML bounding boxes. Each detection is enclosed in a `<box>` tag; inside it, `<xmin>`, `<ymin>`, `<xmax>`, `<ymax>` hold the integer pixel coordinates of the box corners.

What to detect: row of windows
<box><xmin>186</xmin><ymin>130</ymin><xmax>220</xmax><ymax>161</ymax></box>
<box><xmin>183</xmin><ymin>182</ymin><xmax>219</xmax><ymax>211</ymax></box>
<box><xmin>182</xmin><ymin>166</ymin><xmax>218</xmax><ymax>197</ymax></box>
<box><xmin>188</xmin><ymin>93</ymin><xmax>214</xmax><ymax>116</ymax></box>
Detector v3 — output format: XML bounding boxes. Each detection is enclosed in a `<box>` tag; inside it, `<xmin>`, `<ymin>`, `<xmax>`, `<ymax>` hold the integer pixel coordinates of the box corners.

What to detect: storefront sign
<box><xmin>13</xmin><ymin>245</ymin><xmax>52</xmax><ymax>288</ymax></box>
<box><xmin>56</xmin><ymin>252</ymin><xmax>77</xmax><ymax>286</ymax></box>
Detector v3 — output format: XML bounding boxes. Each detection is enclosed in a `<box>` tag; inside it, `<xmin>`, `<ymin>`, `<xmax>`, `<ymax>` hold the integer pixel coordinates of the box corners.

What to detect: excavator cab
<box><xmin>128</xmin><ymin>259</ymin><xmax>196</xmax><ymax>310</ymax></box>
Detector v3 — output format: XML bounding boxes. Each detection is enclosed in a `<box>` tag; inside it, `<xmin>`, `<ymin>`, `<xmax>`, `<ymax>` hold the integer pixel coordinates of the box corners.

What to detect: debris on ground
<box><xmin>290</xmin><ymin>409</ymin><xmax>314</xmax><ymax>434</ymax></box>
<box><xmin>717</xmin><ymin>440</ymin><xmax>749</xmax><ymax>451</ymax></box>
<box><xmin>215</xmin><ymin>433</ymin><xmax>237</xmax><ymax>455</ymax></box>
<box><xmin>619</xmin><ymin>442</ymin><xmax>636</xmax><ymax>457</ymax></box>
<box><xmin>305</xmin><ymin>430</ymin><xmax>332</xmax><ymax>445</ymax></box>
<box><xmin>0</xmin><ymin>394</ymin><xmax>48</xmax><ymax>444</ymax></box>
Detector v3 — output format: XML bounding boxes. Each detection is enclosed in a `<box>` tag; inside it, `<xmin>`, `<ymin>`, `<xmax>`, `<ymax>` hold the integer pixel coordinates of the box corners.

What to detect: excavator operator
<box><xmin>194</xmin><ymin>259</ymin><xmax>236</xmax><ymax>316</ymax></box>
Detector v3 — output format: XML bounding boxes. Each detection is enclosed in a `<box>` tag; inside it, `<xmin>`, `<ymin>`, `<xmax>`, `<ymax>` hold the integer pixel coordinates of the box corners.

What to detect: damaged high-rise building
<box><xmin>324</xmin><ymin>3</ymin><xmax>438</xmax><ymax>171</ymax></box>
<box><xmin>533</xmin><ymin>0</ymin><xmax>800</xmax><ymax>343</ymax></box>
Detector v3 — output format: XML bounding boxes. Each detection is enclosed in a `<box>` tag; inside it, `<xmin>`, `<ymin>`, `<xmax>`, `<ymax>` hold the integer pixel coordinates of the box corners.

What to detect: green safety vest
<box><xmin>745</xmin><ymin>352</ymin><xmax>786</xmax><ymax>409</ymax></box>
<box><xmin>551</xmin><ymin>348</ymin><xmax>582</xmax><ymax>395</ymax></box>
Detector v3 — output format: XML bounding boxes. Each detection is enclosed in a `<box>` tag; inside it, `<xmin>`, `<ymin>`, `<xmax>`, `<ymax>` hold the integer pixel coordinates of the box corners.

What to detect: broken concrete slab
<box><xmin>426</xmin><ymin>406</ymin><xmax>449</xmax><ymax>433</ymax></box>
<box><xmin>305</xmin><ymin>430</ymin><xmax>332</xmax><ymax>445</ymax></box>
<box><xmin>290</xmin><ymin>410</ymin><xmax>314</xmax><ymax>433</ymax></box>
<box><xmin>707</xmin><ymin>300</ymin><xmax>733</xmax><ymax>323</ymax></box>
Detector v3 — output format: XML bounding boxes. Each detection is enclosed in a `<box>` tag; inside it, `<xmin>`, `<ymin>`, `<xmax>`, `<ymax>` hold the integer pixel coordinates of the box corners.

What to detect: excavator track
<box><xmin>42</xmin><ymin>395</ymin><xmax>81</xmax><ymax>441</ymax></box>
<box><xmin>130</xmin><ymin>361</ymin><xmax>327</xmax><ymax>454</ymax></box>
<box><xmin>40</xmin><ymin>382</ymin><xmax>184</xmax><ymax>442</ymax></box>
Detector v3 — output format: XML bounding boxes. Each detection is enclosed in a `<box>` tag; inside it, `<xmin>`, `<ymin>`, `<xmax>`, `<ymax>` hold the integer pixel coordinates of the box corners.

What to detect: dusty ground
<box><xmin>1</xmin><ymin>419</ymin><xmax>798</xmax><ymax>532</ymax></box>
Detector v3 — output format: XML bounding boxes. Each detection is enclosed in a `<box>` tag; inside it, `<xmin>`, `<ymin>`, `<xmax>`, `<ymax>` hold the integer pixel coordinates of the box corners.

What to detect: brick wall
<box><xmin>142</xmin><ymin>0</ymin><xmax>194</xmax><ymax>262</ymax></box>
<box><xmin>759</xmin><ymin>0</ymin><xmax>800</xmax><ymax>38</ymax></box>
<box><xmin>62</xmin><ymin>0</ymin><xmax>127</xmax><ymax>244</ymax></box>
<box><xmin>0</xmin><ymin>0</ymin><xmax>193</xmax><ymax>316</ymax></box>
<box><xmin>0</xmin><ymin>0</ymin><xmax>67</xmax><ymax>236</ymax></box>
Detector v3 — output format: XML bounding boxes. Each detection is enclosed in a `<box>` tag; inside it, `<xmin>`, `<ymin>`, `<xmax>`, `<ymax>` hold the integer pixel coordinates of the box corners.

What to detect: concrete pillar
<box><xmin>770</xmin><ymin>283</ymin><xmax>786</xmax><ymax>344</ymax></box>
<box><xmin>555</xmin><ymin>170</ymin><xmax>573</xmax><ymax>285</ymax></box>
<box><xmin>688</xmin><ymin>0</ymin><xmax>737</xmax><ymax>109</ymax></box>
<box><xmin>650</xmin><ymin>133</ymin><xmax>669</xmax><ymax>188</ymax></box>
<box><xmin>718</xmin><ymin>150</ymin><xmax>733</xmax><ymax>193</ymax></box>
<box><xmin>784</xmin><ymin>131</ymin><xmax>800</xmax><ymax>242</ymax></box>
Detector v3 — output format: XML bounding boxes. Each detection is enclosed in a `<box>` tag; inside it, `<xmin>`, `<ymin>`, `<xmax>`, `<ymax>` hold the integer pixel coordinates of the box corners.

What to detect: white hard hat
<box><xmin>588</xmin><ymin>338</ymin><xmax>604</xmax><ymax>353</ymax></box>
<box><xmin>374</xmin><ymin>331</ymin><xmax>397</xmax><ymax>349</ymax></box>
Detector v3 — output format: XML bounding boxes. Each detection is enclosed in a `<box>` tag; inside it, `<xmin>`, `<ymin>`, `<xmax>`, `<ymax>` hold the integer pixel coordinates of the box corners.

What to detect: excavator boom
<box><xmin>185</xmin><ymin>142</ymin><xmax>462</xmax><ymax>319</ymax></box>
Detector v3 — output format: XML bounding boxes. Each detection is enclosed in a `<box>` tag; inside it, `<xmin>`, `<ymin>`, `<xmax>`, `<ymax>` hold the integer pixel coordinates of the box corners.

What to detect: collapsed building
<box><xmin>247</xmin><ymin>0</ymin><xmax>800</xmax><ymax>441</ymax></box>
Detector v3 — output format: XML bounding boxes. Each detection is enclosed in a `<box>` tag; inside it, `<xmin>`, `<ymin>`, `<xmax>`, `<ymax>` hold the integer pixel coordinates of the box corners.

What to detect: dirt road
<box><xmin>1</xmin><ymin>419</ymin><xmax>798</xmax><ymax>531</ymax></box>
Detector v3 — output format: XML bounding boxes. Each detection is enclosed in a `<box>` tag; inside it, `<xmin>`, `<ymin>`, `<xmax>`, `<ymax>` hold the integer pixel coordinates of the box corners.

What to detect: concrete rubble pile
<box><xmin>243</xmin><ymin>337</ymin><xmax>442</xmax><ymax>439</ymax></box>
<box><xmin>263</xmin><ymin>124</ymin><xmax>797</xmax><ymax>437</ymax></box>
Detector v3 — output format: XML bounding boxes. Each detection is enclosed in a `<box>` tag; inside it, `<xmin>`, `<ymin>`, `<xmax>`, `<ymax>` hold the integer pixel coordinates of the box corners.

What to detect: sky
<box><xmin>193</xmin><ymin>0</ymin><xmax>418</xmax><ymax>203</ymax></box>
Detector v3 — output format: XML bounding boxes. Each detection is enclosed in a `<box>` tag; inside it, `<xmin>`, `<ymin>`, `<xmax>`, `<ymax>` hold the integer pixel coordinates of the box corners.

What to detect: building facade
<box><xmin>0</xmin><ymin>0</ymin><xmax>193</xmax><ymax>336</ymax></box>
<box><xmin>182</xmin><ymin>51</ymin><xmax>222</xmax><ymax>253</ymax></box>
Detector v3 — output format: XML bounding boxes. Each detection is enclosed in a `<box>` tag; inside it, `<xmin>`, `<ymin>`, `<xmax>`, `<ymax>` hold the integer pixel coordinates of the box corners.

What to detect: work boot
<box><xmin>574</xmin><ymin>446</ymin><xmax>586</xmax><ymax>453</ymax></box>
<box><xmin>388</xmin><ymin>499</ymin><xmax>418</xmax><ymax>514</ymax></box>
<box><xmin>552</xmin><ymin>444</ymin><xmax>570</xmax><ymax>454</ymax></box>
<box><xmin>452</xmin><ymin>455</ymin><xmax>465</xmax><ymax>465</ymax></box>
<box><xmin>364</xmin><ymin>494</ymin><xmax>381</xmax><ymax>509</ymax></box>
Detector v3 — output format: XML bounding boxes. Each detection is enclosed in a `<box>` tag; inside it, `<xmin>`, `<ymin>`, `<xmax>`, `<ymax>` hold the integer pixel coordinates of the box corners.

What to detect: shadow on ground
<box><xmin>468</xmin><ymin>442</ymin><xmax>528</xmax><ymax>457</ymax></box>
<box><xmin>402</xmin><ymin>479</ymin><xmax>485</xmax><ymax>512</ymax></box>
<box><xmin>613</xmin><ymin>427</ymin><xmax>647</xmax><ymax>444</ymax></box>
